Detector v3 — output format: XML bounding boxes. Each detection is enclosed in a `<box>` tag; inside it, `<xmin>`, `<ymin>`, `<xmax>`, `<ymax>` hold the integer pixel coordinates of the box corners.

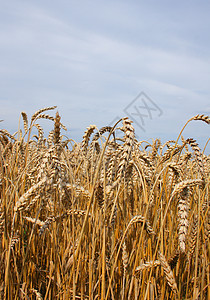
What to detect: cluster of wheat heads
<box><xmin>0</xmin><ymin>107</ymin><xmax>209</xmax><ymax>299</ymax></box>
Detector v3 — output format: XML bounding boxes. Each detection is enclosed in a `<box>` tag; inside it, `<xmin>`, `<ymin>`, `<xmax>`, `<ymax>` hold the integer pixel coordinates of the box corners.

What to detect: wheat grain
<box><xmin>21</xmin><ymin>112</ymin><xmax>28</xmax><ymax>134</ymax></box>
<box><xmin>171</xmin><ymin>178</ymin><xmax>203</xmax><ymax>200</ymax></box>
<box><xmin>82</xmin><ymin>125</ymin><xmax>96</xmax><ymax>152</ymax></box>
<box><xmin>193</xmin><ymin>114</ymin><xmax>210</xmax><ymax>124</ymax></box>
<box><xmin>177</xmin><ymin>188</ymin><xmax>189</xmax><ymax>253</ymax></box>
<box><xmin>30</xmin><ymin>106</ymin><xmax>57</xmax><ymax>124</ymax></box>
<box><xmin>159</xmin><ymin>251</ymin><xmax>178</xmax><ymax>295</ymax></box>
<box><xmin>188</xmin><ymin>215</ymin><xmax>198</xmax><ymax>260</ymax></box>
<box><xmin>135</xmin><ymin>260</ymin><xmax>160</xmax><ymax>273</ymax></box>
<box><xmin>115</xmin><ymin>118</ymin><xmax>135</xmax><ymax>184</ymax></box>
<box><xmin>188</xmin><ymin>138</ymin><xmax>206</xmax><ymax>181</ymax></box>
<box><xmin>14</xmin><ymin>177</ymin><xmax>48</xmax><ymax>212</ymax></box>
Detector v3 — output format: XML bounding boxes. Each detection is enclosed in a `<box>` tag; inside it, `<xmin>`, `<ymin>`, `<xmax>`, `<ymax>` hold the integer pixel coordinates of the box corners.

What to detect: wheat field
<box><xmin>0</xmin><ymin>107</ymin><xmax>209</xmax><ymax>299</ymax></box>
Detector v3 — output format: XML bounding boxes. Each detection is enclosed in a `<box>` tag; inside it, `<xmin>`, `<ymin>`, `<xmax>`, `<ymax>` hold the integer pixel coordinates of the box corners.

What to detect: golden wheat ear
<box><xmin>82</xmin><ymin>124</ymin><xmax>96</xmax><ymax>152</ymax></box>
<box><xmin>54</xmin><ymin>111</ymin><xmax>61</xmax><ymax>145</ymax></box>
<box><xmin>158</xmin><ymin>251</ymin><xmax>178</xmax><ymax>295</ymax></box>
<box><xmin>30</xmin><ymin>105</ymin><xmax>57</xmax><ymax>124</ymax></box>
<box><xmin>21</xmin><ymin>112</ymin><xmax>28</xmax><ymax>134</ymax></box>
<box><xmin>115</xmin><ymin>118</ymin><xmax>135</xmax><ymax>184</ymax></box>
<box><xmin>192</xmin><ymin>114</ymin><xmax>210</xmax><ymax>124</ymax></box>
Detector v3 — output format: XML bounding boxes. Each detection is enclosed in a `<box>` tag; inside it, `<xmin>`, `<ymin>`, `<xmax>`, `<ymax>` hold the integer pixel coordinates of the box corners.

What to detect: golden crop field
<box><xmin>0</xmin><ymin>107</ymin><xmax>209</xmax><ymax>299</ymax></box>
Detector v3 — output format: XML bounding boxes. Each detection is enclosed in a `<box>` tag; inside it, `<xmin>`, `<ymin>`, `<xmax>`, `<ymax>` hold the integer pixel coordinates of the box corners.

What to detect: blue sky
<box><xmin>0</xmin><ymin>0</ymin><xmax>210</xmax><ymax>153</ymax></box>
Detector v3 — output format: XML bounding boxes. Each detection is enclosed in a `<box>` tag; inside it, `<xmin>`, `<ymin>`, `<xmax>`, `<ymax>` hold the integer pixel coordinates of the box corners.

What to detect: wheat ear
<box><xmin>159</xmin><ymin>251</ymin><xmax>178</xmax><ymax>295</ymax></box>
<box><xmin>177</xmin><ymin>188</ymin><xmax>189</xmax><ymax>253</ymax></box>
<box><xmin>21</xmin><ymin>112</ymin><xmax>28</xmax><ymax>134</ymax></box>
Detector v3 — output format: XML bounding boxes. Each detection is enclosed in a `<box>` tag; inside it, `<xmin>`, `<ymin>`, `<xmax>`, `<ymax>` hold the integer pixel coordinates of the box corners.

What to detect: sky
<box><xmin>0</xmin><ymin>0</ymin><xmax>210</xmax><ymax>153</ymax></box>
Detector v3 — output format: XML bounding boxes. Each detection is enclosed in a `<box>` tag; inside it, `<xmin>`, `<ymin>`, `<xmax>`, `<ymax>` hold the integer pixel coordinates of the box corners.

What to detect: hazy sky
<box><xmin>0</xmin><ymin>0</ymin><xmax>210</xmax><ymax>153</ymax></box>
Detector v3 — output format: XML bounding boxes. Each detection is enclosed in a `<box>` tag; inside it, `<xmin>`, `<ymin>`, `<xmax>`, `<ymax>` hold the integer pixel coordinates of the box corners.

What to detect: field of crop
<box><xmin>0</xmin><ymin>106</ymin><xmax>209</xmax><ymax>299</ymax></box>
